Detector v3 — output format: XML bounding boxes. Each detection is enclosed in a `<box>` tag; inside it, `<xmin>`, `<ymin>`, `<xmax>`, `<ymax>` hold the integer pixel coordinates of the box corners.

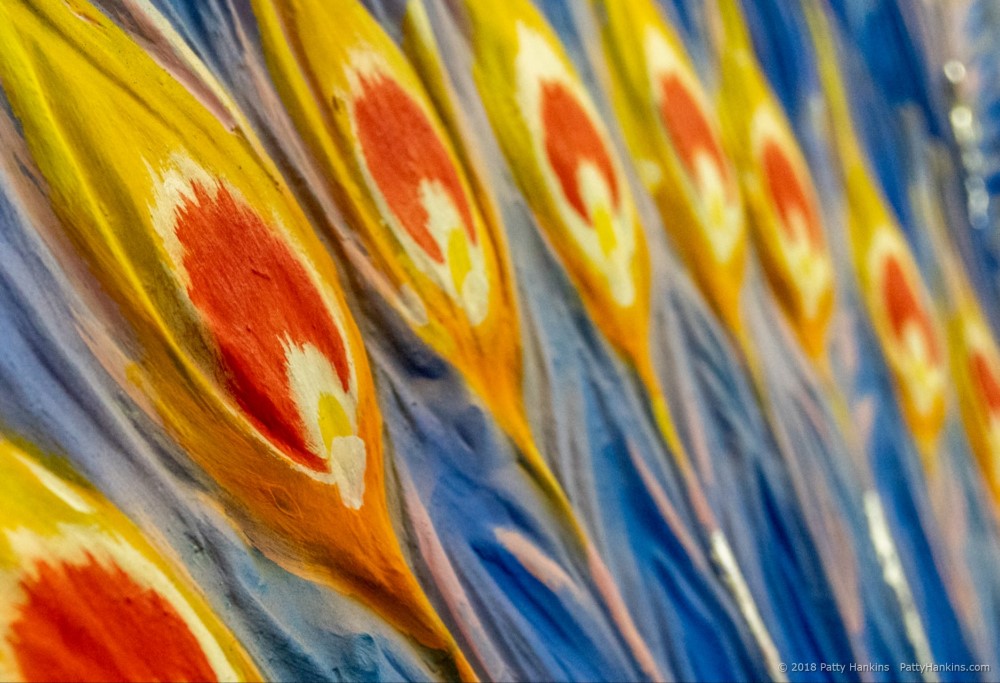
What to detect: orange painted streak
<box><xmin>882</xmin><ymin>256</ymin><xmax>941</xmax><ymax>363</ymax></box>
<box><xmin>10</xmin><ymin>555</ymin><xmax>217</xmax><ymax>683</ymax></box>
<box><xmin>354</xmin><ymin>74</ymin><xmax>477</xmax><ymax>261</ymax></box>
<box><xmin>658</xmin><ymin>75</ymin><xmax>734</xmax><ymax>200</ymax></box>
<box><xmin>174</xmin><ymin>181</ymin><xmax>350</xmax><ymax>473</ymax></box>
<box><xmin>541</xmin><ymin>82</ymin><xmax>620</xmax><ymax>220</ymax></box>
<box><xmin>761</xmin><ymin>140</ymin><xmax>823</xmax><ymax>248</ymax></box>
<box><xmin>972</xmin><ymin>351</ymin><xmax>1000</xmax><ymax>417</ymax></box>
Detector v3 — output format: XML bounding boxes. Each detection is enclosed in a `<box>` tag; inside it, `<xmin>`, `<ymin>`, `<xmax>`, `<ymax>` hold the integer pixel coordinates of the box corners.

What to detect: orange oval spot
<box><xmin>882</xmin><ymin>255</ymin><xmax>940</xmax><ymax>363</ymax></box>
<box><xmin>354</xmin><ymin>74</ymin><xmax>476</xmax><ymax>262</ymax></box>
<box><xmin>10</xmin><ymin>555</ymin><xmax>217</xmax><ymax>683</ymax></box>
<box><xmin>972</xmin><ymin>351</ymin><xmax>1000</xmax><ymax>416</ymax></box>
<box><xmin>658</xmin><ymin>74</ymin><xmax>733</xmax><ymax>199</ymax></box>
<box><xmin>174</xmin><ymin>181</ymin><xmax>350</xmax><ymax>473</ymax></box>
<box><xmin>761</xmin><ymin>140</ymin><xmax>823</xmax><ymax>249</ymax></box>
<box><xmin>541</xmin><ymin>81</ymin><xmax>620</xmax><ymax>222</ymax></box>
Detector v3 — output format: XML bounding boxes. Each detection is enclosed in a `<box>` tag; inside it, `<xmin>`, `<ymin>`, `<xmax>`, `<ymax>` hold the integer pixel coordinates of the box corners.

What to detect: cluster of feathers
<box><xmin>0</xmin><ymin>0</ymin><xmax>998</xmax><ymax>681</ymax></box>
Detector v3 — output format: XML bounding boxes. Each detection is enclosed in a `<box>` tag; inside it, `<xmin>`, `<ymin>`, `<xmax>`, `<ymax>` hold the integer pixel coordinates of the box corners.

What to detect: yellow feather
<box><xmin>592</xmin><ymin>0</ymin><xmax>749</xmax><ymax>342</ymax></box>
<box><xmin>0</xmin><ymin>437</ymin><xmax>260</xmax><ymax>681</ymax></box>
<box><xmin>805</xmin><ymin>0</ymin><xmax>946</xmax><ymax>462</ymax></box>
<box><xmin>715</xmin><ymin>0</ymin><xmax>835</xmax><ymax>363</ymax></box>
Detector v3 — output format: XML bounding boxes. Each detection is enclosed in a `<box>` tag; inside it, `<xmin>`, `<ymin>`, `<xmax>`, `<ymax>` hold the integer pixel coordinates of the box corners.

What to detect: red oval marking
<box><xmin>658</xmin><ymin>74</ymin><xmax>734</xmax><ymax>199</ymax></box>
<box><xmin>175</xmin><ymin>181</ymin><xmax>350</xmax><ymax>473</ymax></box>
<box><xmin>761</xmin><ymin>140</ymin><xmax>824</xmax><ymax>249</ymax></box>
<box><xmin>972</xmin><ymin>351</ymin><xmax>1000</xmax><ymax>416</ymax></box>
<box><xmin>354</xmin><ymin>74</ymin><xmax>476</xmax><ymax>262</ymax></box>
<box><xmin>882</xmin><ymin>255</ymin><xmax>940</xmax><ymax>363</ymax></box>
<box><xmin>541</xmin><ymin>82</ymin><xmax>620</xmax><ymax>222</ymax></box>
<box><xmin>10</xmin><ymin>554</ymin><xmax>217</xmax><ymax>682</ymax></box>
